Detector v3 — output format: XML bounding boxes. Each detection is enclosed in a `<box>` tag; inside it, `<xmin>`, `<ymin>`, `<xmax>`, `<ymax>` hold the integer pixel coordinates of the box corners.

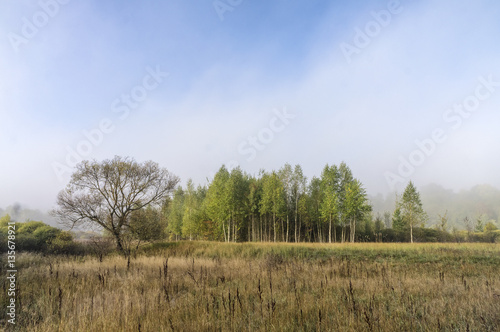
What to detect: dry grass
<box><xmin>2</xmin><ymin>242</ymin><xmax>500</xmax><ymax>331</ymax></box>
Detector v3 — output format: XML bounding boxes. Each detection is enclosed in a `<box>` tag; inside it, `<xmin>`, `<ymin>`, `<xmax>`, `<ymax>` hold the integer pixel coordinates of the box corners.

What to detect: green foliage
<box><xmin>344</xmin><ymin>179</ymin><xmax>371</xmax><ymax>240</ymax></box>
<box><xmin>227</xmin><ymin>167</ymin><xmax>250</xmax><ymax>241</ymax></box>
<box><xmin>392</xmin><ymin>205</ymin><xmax>405</xmax><ymax>230</ymax></box>
<box><xmin>485</xmin><ymin>221</ymin><xmax>498</xmax><ymax>232</ymax></box>
<box><xmin>260</xmin><ymin>171</ymin><xmax>286</xmax><ymax>241</ymax></box>
<box><xmin>129</xmin><ymin>205</ymin><xmax>167</xmax><ymax>242</ymax></box>
<box><xmin>167</xmin><ymin>186</ymin><xmax>185</xmax><ymax>239</ymax></box>
<box><xmin>374</xmin><ymin>214</ymin><xmax>384</xmax><ymax>233</ymax></box>
<box><xmin>0</xmin><ymin>214</ymin><xmax>11</xmax><ymax>226</ymax></box>
<box><xmin>438</xmin><ymin>211</ymin><xmax>449</xmax><ymax>232</ymax></box>
<box><xmin>18</xmin><ymin>221</ymin><xmax>47</xmax><ymax>234</ymax></box>
<box><xmin>0</xmin><ymin>218</ymin><xmax>78</xmax><ymax>253</ymax></box>
<box><xmin>141</xmin><ymin>163</ymin><xmax>497</xmax><ymax>244</ymax></box>
<box><xmin>181</xmin><ymin>180</ymin><xmax>207</xmax><ymax>240</ymax></box>
<box><xmin>373</xmin><ymin>183</ymin><xmax>500</xmax><ymax>231</ymax></box>
<box><xmin>399</xmin><ymin>181</ymin><xmax>427</xmax><ymax>242</ymax></box>
<box><xmin>306</xmin><ymin>176</ymin><xmax>322</xmax><ymax>239</ymax></box>
<box><xmin>205</xmin><ymin>165</ymin><xmax>232</xmax><ymax>241</ymax></box>
<box><xmin>48</xmin><ymin>231</ymin><xmax>84</xmax><ymax>255</ymax></box>
<box><xmin>319</xmin><ymin>164</ymin><xmax>339</xmax><ymax>242</ymax></box>
<box><xmin>475</xmin><ymin>215</ymin><xmax>485</xmax><ymax>232</ymax></box>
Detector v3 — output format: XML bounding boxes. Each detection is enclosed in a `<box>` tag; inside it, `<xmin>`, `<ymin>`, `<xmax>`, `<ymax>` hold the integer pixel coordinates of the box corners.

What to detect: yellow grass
<box><xmin>2</xmin><ymin>242</ymin><xmax>499</xmax><ymax>331</ymax></box>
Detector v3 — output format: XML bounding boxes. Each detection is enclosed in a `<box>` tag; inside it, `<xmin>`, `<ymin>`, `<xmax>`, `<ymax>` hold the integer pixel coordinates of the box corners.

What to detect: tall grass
<box><xmin>1</xmin><ymin>242</ymin><xmax>499</xmax><ymax>331</ymax></box>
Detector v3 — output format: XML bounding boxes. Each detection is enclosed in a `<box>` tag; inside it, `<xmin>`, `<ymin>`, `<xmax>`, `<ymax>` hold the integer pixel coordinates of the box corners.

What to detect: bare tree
<box><xmin>52</xmin><ymin>156</ymin><xmax>179</xmax><ymax>257</ymax></box>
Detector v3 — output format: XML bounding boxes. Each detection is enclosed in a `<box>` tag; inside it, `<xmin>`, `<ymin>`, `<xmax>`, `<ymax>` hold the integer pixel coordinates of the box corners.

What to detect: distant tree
<box><xmin>167</xmin><ymin>186</ymin><xmax>185</xmax><ymax>240</ymax></box>
<box><xmin>308</xmin><ymin>176</ymin><xmax>323</xmax><ymax>242</ymax></box>
<box><xmin>338</xmin><ymin>162</ymin><xmax>354</xmax><ymax>243</ymax></box>
<box><xmin>181</xmin><ymin>180</ymin><xmax>203</xmax><ymax>240</ymax></box>
<box><xmin>292</xmin><ymin>165</ymin><xmax>307</xmax><ymax>242</ymax></box>
<box><xmin>400</xmin><ymin>181</ymin><xmax>427</xmax><ymax>243</ymax></box>
<box><xmin>52</xmin><ymin>156</ymin><xmax>179</xmax><ymax>257</ymax></box>
<box><xmin>297</xmin><ymin>193</ymin><xmax>309</xmax><ymax>242</ymax></box>
<box><xmin>374</xmin><ymin>214</ymin><xmax>384</xmax><ymax>233</ymax></box>
<box><xmin>363</xmin><ymin>213</ymin><xmax>375</xmax><ymax>241</ymax></box>
<box><xmin>320</xmin><ymin>165</ymin><xmax>339</xmax><ymax>243</ymax></box>
<box><xmin>392</xmin><ymin>202</ymin><xmax>405</xmax><ymax>231</ymax></box>
<box><xmin>345</xmin><ymin>179</ymin><xmax>371</xmax><ymax>243</ymax></box>
<box><xmin>260</xmin><ymin>171</ymin><xmax>285</xmax><ymax>242</ymax></box>
<box><xmin>463</xmin><ymin>216</ymin><xmax>473</xmax><ymax>238</ymax></box>
<box><xmin>278</xmin><ymin>163</ymin><xmax>294</xmax><ymax>242</ymax></box>
<box><xmin>475</xmin><ymin>215</ymin><xmax>485</xmax><ymax>232</ymax></box>
<box><xmin>227</xmin><ymin>167</ymin><xmax>249</xmax><ymax>242</ymax></box>
<box><xmin>383</xmin><ymin>211</ymin><xmax>392</xmax><ymax>229</ymax></box>
<box><xmin>484</xmin><ymin>221</ymin><xmax>498</xmax><ymax>232</ymax></box>
<box><xmin>248</xmin><ymin>175</ymin><xmax>262</xmax><ymax>242</ymax></box>
<box><xmin>205</xmin><ymin>166</ymin><xmax>231</xmax><ymax>242</ymax></box>
<box><xmin>438</xmin><ymin>211</ymin><xmax>449</xmax><ymax>232</ymax></box>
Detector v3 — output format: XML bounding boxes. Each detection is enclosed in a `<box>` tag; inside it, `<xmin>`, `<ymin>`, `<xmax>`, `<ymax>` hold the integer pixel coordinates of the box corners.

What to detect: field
<box><xmin>2</xmin><ymin>242</ymin><xmax>500</xmax><ymax>331</ymax></box>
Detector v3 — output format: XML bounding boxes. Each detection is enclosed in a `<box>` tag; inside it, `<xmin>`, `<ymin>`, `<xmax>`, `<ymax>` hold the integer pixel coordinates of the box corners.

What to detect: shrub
<box><xmin>49</xmin><ymin>231</ymin><xmax>85</xmax><ymax>255</ymax></box>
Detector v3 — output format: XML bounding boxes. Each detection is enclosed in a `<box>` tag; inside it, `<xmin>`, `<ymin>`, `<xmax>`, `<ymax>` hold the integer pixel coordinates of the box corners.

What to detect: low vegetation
<box><xmin>1</xmin><ymin>241</ymin><xmax>499</xmax><ymax>331</ymax></box>
<box><xmin>0</xmin><ymin>215</ymin><xmax>84</xmax><ymax>255</ymax></box>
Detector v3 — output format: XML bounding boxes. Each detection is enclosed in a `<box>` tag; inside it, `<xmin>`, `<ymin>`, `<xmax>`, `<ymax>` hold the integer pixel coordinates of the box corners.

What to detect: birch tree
<box><xmin>400</xmin><ymin>181</ymin><xmax>427</xmax><ymax>243</ymax></box>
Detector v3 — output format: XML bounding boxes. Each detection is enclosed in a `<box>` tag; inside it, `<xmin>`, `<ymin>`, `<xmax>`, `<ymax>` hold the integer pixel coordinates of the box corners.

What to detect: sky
<box><xmin>1</xmin><ymin>0</ymin><xmax>500</xmax><ymax>211</ymax></box>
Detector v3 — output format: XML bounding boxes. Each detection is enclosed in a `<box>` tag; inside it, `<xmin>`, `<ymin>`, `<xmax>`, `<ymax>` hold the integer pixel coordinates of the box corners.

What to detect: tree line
<box><xmin>169</xmin><ymin>162</ymin><xmax>374</xmax><ymax>244</ymax></box>
<box><xmin>51</xmin><ymin>156</ymin><xmax>498</xmax><ymax>257</ymax></box>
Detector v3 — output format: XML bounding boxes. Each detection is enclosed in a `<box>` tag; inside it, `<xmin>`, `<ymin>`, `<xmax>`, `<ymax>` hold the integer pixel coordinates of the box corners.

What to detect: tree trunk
<box><xmin>268</xmin><ymin>215</ymin><xmax>271</xmax><ymax>242</ymax></box>
<box><xmin>286</xmin><ymin>215</ymin><xmax>289</xmax><ymax>243</ymax></box>
<box><xmin>223</xmin><ymin>221</ymin><xmax>227</xmax><ymax>242</ymax></box>
<box><xmin>410</xmin><ymin>225</ymin><xmax>413</xmax><ymax>243</ymax></box>
<box><xmin>114</xmin><ymin>233</ymin><xmax>127</xmax><ymax>257</ymax></box>
<box><xmin>281</xmin><ymin>218</ymin><xmax>284</xmax><ymax>242</ymax></box>
<box><xmin>298</xmin><ymin>215</ymin><xmax>301</xmax><ymax>243</ymax></box>
<box><xmin>294</xmin><ymin>197</ymin><xmax>298</xmax><ymax>243</ymax></box>
<box><xmin>334</xmin><ymin>223</ymin><xmax>336</xmax><ymax>243</ymax></box>
<box><xmin>273</xmin><ymin>213</ymin><xmax>276</xmax><ymax>242</ymax></box>
<box><xmin>317</xmin><ymin>223</ymin><xmax>321</xmax><ymax>243</ymax></box>
<box><xmin>351</xmin><ymin>218</ymin><xmax>356</xmax><ymax>243</ymax></box>
<box><xmin>251</xmin><ymin>214</ymin><xmax>255</xmax><ymax>242</ymax></box>
<box><xmin>329</xmin><ymin>214</ymin><xmax>332</xmax><ymax>243</ymax></box>
<box><xmin>260</xmin><ymin>215</ymin><xmax>263</xmax><ymax>242</ymax></box>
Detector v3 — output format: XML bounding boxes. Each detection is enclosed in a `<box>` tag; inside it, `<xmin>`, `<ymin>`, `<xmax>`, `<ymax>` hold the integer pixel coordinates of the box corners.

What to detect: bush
<box><xmin>379</xmin><ymin>227</ymin><xmax>455</xmax><ymax>243</ymax></box>
<box><xmin>49</xmin><ymin>231</ymin><xmax>86</xmax><ymax>255</ymax></box>
<box><xmin>0</xmin><ymin>218</ymin><xmax>84</xmax><ymax>254</ymax></box>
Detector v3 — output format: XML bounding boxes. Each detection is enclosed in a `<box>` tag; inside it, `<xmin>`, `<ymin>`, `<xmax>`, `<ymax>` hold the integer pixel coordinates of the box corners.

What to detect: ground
<box><xmin>2</xmin><ymin>241</ymin><xmax>500</xmax><ymax>331</ymax></box>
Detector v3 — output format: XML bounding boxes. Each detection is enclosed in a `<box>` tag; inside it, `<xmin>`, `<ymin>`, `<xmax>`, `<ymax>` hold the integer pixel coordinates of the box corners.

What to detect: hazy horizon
<box><xmin>2</xmin><ymin>0</ymin><xmax>500</xmax><ymax>211</ymax></box>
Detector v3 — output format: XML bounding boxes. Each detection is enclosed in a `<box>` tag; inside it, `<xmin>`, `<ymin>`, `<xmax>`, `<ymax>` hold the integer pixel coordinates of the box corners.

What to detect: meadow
<box><xmin>2</xmin><ymin>242</ymin><xmax>499</xmax><ymax>331</ymax></box>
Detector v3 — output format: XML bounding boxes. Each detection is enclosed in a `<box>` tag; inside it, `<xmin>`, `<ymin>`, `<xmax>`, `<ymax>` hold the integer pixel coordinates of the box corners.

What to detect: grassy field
<box><xmin>2</xmin><ymin>242</ymin><xmax>500</xmax><ymax>331</ymax></box>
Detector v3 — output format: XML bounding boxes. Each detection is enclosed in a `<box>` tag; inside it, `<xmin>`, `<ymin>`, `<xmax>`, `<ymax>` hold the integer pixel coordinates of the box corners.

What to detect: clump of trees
<box><xmin>164</xmin><ymin>165</ymin><xmax>498</xmax><ymax>243</ymax></box>
<box><xmin>49</xmin><ymin>156</ymin><xmax>499</xmax><ymax>251</ymax></box>
<box><xmin>167</xmin><ymin>162</ymin><xmax>372</xmax><ymax>243</ymax></box>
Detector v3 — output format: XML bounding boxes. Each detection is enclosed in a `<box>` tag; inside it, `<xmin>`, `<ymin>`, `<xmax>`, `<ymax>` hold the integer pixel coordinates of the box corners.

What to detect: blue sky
<box><xmin>1</xmin><ymin>0</ymin><xmax>500</xmax><ymax>210</ymax></box>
